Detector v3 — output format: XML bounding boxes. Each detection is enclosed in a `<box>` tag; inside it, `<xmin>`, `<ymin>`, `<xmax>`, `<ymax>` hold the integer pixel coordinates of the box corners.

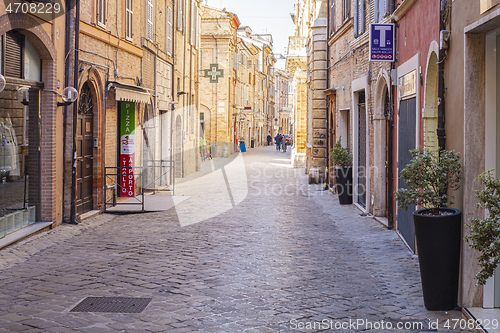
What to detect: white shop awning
<box><xmin>110</xmin><ymin>82</ymin><xmax>151</xmax><ymax>104</ymax></box>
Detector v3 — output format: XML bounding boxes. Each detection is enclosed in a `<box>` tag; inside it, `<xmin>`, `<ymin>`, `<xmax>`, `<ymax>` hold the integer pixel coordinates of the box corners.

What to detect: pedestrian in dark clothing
<box><xmin>267</xmin><ymin>134</ymin><xmax>272</xmax><ymax>146</ymax></box>
<box><xmin>275</xmin><ymin>134</ymin><xmax>282</xmax><ymax>151</ymax></box>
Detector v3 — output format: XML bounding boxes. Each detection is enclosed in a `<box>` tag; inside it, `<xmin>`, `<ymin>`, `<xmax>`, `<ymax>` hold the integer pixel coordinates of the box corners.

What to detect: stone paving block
<box><xmin>0</xmin><ymin>148</ymin><xmax>476</xmax><ymax>332</ymax></box>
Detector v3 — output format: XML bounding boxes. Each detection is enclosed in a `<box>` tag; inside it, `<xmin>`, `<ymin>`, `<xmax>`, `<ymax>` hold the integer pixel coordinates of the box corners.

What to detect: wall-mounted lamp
<box><xmin>177</xmin><ymin>91</ymin><xmax>186</xmax><ymax>98</ymax></box>
<box><xmin>169</xmin><ymin>101</ymin><xmax>178</xmax><ymax>110</ymax></box>
<box><xmin>17</xmin><ymin>86</ymin><xmax>30</xmax><ymax>105</ymax></box>
<box><xmin>44</xmin><ymin>86</ymin><xmax>79</xmax><ymax>107</ymax></box>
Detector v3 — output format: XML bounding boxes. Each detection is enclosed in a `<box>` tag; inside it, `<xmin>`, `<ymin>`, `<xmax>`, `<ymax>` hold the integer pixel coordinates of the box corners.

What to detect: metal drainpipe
<box><xmin>211</xmin><ymin>34</ymin><xmax>218</xmax><ymax>155</ymax></box>
<box><xmin>154</xmin><ymin>0</ymin><xmax>158</xmax><ymax>167</ymax></box>
<box><xmin>387</xmin><ymin>23</ymin><xmax>397</xmax><ymax>230</ymax></box>
<box><xmin>182</xmin><ymin>8</ymin><xmax>187</xmax><ymax>178</ymax></box>
<box><xmin>189</xmin><ymin>35</ymin><xmax>193</xmax><ymax>165</ymax></box>
<box><xmin>437</xmin><ymin>12</ymin><xmax>446</xmax><ymax>152</ymax></box>
<box><xmin>171</xmin><ymin>0</ymin><xmax>176</xmax><ymax>181</ymax></box>
<box><xmin>70</xmin><ymin>0</ymin><xmax>80</xmax><ymax>224</ymax></box>
<box><xmin>326</xmin><ymin>0</ymin><xmax>330</xmax><ymax>187</ymax></box>
<box><xmin>387</xmin><ymin>68</ymin><xmax>394</xmax><ymax>230</ymax></box>
<box><xmin>63</xmin><ymin>0</ymin><xmax>72</xmax><ymax>222</ymax></box>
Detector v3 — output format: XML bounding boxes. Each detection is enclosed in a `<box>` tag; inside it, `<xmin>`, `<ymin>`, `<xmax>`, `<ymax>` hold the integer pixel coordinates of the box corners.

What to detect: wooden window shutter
<box><xmin>5</xmin><ymin>31</ymin><xmax>23</xmax><ymax>79</ymax></box>
<box><xmin>330</xmin><ymin>0</ymin><xmax>335</xmax><ymax>34</ymax></box>
<box><xmin>358</xmin><ymin>0</ymin><xmax>364</xmax><ymax>35</ymax></box>
<box><xmin>371</xmin><ymin>0</ymin><xmax>376</xmax><ymax>23</ymax></box>
<box><xmin>167</xmin><ymin>6</ymin><xmax>172</xmax><ymax>54</ymax></box>
<box><xmin>97</xmin><ymin>0</ymin><xmax>106</xmax><ymax>26</ymax></box>
<box><xmin>147</xmin><ymin>0</ymin><xmax>154</xmax><ymax>41</ymax></box>
<box><xmin>190</xmin><ymin>1</ymin><xmax>196</xmax><ymax>46</ymax></box>
<box><xmin>125</xmin><ymin>0</ymin><xmax>133</xmax><ymax>40</ymax></box>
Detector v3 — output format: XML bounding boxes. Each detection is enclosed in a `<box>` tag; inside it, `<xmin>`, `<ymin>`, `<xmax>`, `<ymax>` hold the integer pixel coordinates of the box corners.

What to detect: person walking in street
<box><xmin>275</xmin><ymin>133</ymin><xmax>282</xmax><ymax>151</ymax></box>
<box><xmin>267</xmin><ymin>134</ymin><xmax>272</xmax><ymax>146</ymax></box>
<box><xmin>282</xmin><ymin>135</ymin><xmax>287</xmax><ymax>152</ymax></box>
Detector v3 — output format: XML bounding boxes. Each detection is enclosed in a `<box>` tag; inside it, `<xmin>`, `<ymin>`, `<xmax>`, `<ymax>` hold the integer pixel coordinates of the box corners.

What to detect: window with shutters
<box><xmin>2</xmin><ymin>31</ymin><xmax>41</xmax><ymax>81</ymax></box>
<box><xmin>190</xmin><ymin>1</ymin><xmax>198</xmax><ymax>47</ymax></box>
<box><xmin>146</xmin><ymin>0</ymin><xmax>154</xmax><ymax>41</ymax></box>
<box><xmin>343</xmin><ymin>0</ymin><xmax>350</xmax><ymax>21</ymax></box>
<box><xmin>125</xmin><ymin>0</ymin><xmax>133</xmax><ymax>40</ymax></box>
<box><xmin>97</xmin><ymin>0</ymin><xmax>106</xmax><ymax>27</ymax></box>
<box><xmin>167</xmin><ymin>6</ymin><xmax>172</xmax><ymax>54</ymax></box>
<box><xmin>177</xmin><ymin>0</ymin><xmax>184</xmax><ymax>32</ymax></box>
<box><xmin>330</xmin><ymin>0</ymin><xmax>335</xmax><ymax>35</ymax></box>
<box><xmin>354</xmin><ymin>0</ymin><xmax>365</xmax><ymax>37</ymax></box>
<box><xmin>233</xmin><ymin>52</ymin><xmax>239</xmax><ymax>71</ymax></box>
<box><xmin>375</xmin><ymin>0</ymin><xmax>393</xmax><ymax>22</ymax></box>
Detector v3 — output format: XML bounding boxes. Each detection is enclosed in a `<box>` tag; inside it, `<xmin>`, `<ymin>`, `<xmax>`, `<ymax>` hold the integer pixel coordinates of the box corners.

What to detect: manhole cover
<box><xmin>70</xmin><ymin>297</ymin><xmax>152</xmax><ymax>313</ymax></box>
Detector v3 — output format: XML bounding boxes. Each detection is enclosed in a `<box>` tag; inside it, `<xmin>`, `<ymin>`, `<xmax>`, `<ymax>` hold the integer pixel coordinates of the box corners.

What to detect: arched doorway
<box><xmin>423</xmin><ymin>50</ymin><xmax>439</xmax><ymax>155</ymax></box>
<box><xmin>373</xmin><ymin>69</ymin><xmax>392</xmax><ymax>221</ymax></box>
<box><xmin>76</xmin><ymin>82</ymin><xmax>95</xmax><ymax>214</ymax></box>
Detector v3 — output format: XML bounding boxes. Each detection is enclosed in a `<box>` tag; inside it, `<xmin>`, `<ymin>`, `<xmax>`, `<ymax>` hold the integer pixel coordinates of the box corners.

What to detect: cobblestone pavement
<box><xmin>0</xmin><ymin>147</ymin><xmax>474</xmax><ymax>332</ymax></box>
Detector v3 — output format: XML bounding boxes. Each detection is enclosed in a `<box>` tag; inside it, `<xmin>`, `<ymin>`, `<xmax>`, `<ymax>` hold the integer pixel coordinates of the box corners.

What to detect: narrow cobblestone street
<box><xmin>0</xmin><ymin>147</ymin><xmax>473</xmax><ymax>332</ymax></box>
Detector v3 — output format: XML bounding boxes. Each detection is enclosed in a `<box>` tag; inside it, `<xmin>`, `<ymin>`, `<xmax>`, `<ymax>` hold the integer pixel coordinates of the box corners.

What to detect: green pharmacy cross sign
<box><xmin>204</xmin><ymin>63</ymin><xmax>224</xmax><ymax>83</ymax></box>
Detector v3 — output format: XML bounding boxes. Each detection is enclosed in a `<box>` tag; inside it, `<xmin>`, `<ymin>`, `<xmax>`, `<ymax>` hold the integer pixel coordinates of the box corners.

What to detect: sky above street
<box><xmin>204</xmin><ymin>0</ymin><xmax>295</xmax><ymax>56</ymax></box>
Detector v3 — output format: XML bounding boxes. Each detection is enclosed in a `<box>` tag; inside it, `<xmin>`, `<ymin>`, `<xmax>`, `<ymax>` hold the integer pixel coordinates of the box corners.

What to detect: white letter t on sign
<box><xmin>375</xmin><ymin>25</ymin><xmax>391</xmax><ymax>47</ymax></box>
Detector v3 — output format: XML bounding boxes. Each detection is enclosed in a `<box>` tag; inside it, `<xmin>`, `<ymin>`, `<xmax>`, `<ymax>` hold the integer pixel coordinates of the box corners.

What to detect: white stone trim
<box><xmin>351</xmin><ymin>75</ymin><xmax>370</xmax><ymax>213</ymax></box>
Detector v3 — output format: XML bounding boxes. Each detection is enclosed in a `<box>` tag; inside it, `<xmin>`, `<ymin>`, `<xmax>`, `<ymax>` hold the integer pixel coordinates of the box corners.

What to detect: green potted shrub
<box><xmin>466</xmin><ymin>170</ymin><xmax>500</xmax><ymax>285</ymax></box>
<box><xmin>330</xmin><ymin>137</ymin><xmax>352</xmax><ymax>205</ymax></box>
<box><xmin>394</xmin><ymin>147</ymin><xmax>462</xmax><ymax>311</ymax></box>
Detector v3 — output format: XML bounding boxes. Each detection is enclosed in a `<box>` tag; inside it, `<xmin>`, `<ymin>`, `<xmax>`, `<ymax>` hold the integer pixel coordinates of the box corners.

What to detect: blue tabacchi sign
<box><xmin>370</xmin><ymin>23</ymin><xmax>395</xmax><ymax>62</ymax></box>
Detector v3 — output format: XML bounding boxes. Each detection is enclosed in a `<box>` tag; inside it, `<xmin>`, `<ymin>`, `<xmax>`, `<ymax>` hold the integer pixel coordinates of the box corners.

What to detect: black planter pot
<box><xmin>413</xmin><ymin>208</ymin><xmax>462</xmax><ymax>311</ymax></box>
<box><xmin>334</xmin><ymin>167</ymin><xmax>352</xmax><ymax>205</ymax></box>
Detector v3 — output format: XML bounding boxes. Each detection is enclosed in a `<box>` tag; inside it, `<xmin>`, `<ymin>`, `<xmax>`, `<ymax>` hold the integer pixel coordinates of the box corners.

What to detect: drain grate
<box><xmin>70</xmin><ymin>297</ymin><xmax>152</xmax><ymax>313</ymax></box>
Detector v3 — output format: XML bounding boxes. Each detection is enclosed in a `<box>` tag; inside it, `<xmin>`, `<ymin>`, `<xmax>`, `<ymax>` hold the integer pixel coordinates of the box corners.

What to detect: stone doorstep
<box><xmin>0</xmin><ymin>221</ymin><xmax>53</xmax><ymax>250</ymax></box>
<box><xmin>464</xmin><ymin>307</ymin><xmax>500</xmax><ymax>333</ymax></box>
<box><xmin>374</xmin><ymin>216</ymin><xmax>389</xmax><ymax>228</ymax></box>
<box><xmin>78</xmin><ymin>210</ymin><xmax>101</xmax><ymax>222</ymax></box>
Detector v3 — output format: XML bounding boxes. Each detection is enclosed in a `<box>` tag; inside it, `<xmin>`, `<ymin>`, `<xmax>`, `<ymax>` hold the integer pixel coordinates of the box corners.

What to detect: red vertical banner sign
<box><xmin>120</xmin><ymin>102</ymin><xmax>136</xmax><ymax>197</ymax></box>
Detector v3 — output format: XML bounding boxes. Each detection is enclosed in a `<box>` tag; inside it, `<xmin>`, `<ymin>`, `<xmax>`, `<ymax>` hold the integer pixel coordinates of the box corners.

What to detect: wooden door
<box><xmin>76</xmin><ymin>83</ymin><xmax>94</xmax><ymax>215</ymax></box>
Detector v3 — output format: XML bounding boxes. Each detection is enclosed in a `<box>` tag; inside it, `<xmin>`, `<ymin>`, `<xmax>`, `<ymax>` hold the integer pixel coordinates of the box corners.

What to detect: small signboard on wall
<box><xmin>399</xmin><ymin>70</ymin><xmax>417</xmax><ymax>99</ymax></box>
<box><xmin>369</xmin><ymin>23</ymin><xmax>395</xmax><ymax>62</ymax></box>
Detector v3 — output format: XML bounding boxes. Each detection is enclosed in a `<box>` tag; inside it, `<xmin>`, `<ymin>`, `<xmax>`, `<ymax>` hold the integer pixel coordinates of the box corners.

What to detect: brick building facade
<box><xmin>200</xmin><ymin>6</ymin><xmax>240</xmax><ymax>156</ymax></box>
<box><xmin>0</xmin><ymin>10</ymin><xmax>65</xmax><ymax>239</ymax></box>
